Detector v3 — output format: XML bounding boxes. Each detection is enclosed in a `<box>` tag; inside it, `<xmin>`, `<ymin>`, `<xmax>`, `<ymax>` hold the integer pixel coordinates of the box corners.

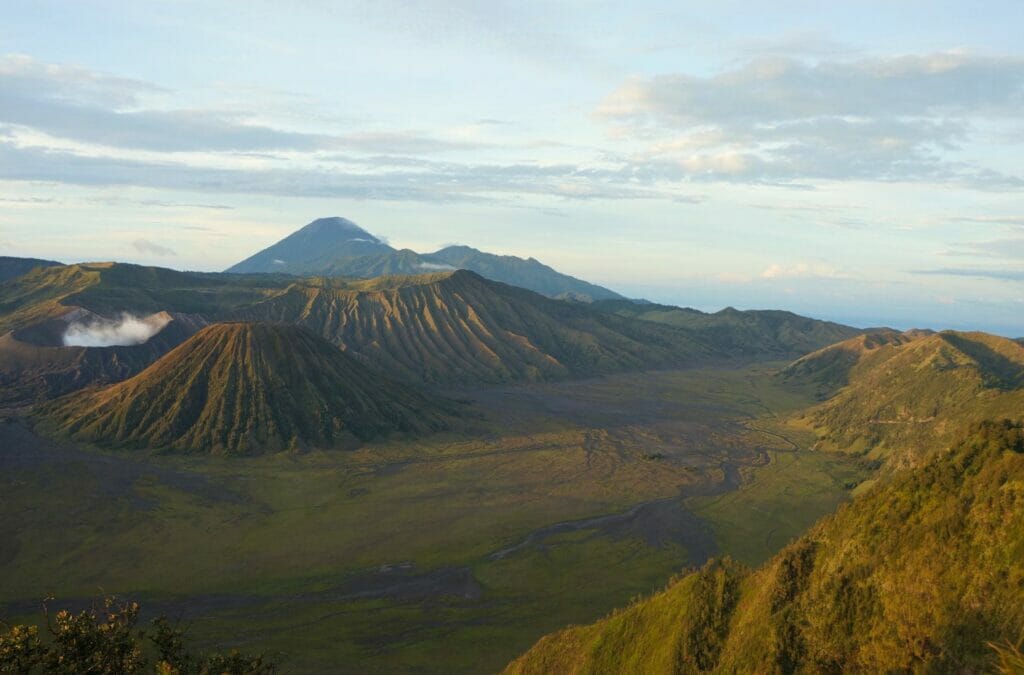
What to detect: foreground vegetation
<box><xmin>506</xmin><ymin>420</ymin><xmax>1024</xmax><ymax>673</ymax></box>
<box><xmin>0</xmin><ymin>596</ymin><xmax>272</xmax><ymax>674</ymax></box>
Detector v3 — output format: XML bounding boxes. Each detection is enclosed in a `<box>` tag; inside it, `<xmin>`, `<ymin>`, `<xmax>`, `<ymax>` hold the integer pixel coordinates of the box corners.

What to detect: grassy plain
<box><xmin>0</xmin><ymin>363</ymin><xmax>865</xmax><ymax>673</ymax></box>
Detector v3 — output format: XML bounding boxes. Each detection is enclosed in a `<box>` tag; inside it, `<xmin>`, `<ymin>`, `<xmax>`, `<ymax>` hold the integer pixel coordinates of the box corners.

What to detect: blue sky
<box><xmin>2</xmin><ymin>1</ymin><xmax>1023</xmax><ymax>334</ymax></box>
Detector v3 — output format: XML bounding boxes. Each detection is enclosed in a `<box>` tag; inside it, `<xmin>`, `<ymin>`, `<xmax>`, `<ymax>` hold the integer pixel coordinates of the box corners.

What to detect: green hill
<box><xmin>235</xmin><ymin>270</ymin><xmax>710</xmax><ymax>384</ymax></box>
<box><xmin>785</xmin><ymin>330</ymin><xmax>1024</xmax><ymax>467</ymax></box>
<box><xmin>39</xmin><ymin>322</ymin><xmax>452</xmax><ymax>454</ymax></box>
<box><xmin>506</xmin><ymin>419</ymin><xmax>1024</xmax><ymax>674</ymax></box>
<box><xmin>594</xmin><ymin>299</ymin><xmax>863</xmax><ymax>358</ymax></box>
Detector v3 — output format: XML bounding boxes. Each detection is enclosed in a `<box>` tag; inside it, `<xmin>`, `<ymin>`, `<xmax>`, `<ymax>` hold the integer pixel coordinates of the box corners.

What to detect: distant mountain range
<box><xmin>225</xmin><ymin>216</ymin><xmax>625</xmax><ymax>301</ymax></box>
<box><xmin>594</xmin><ymin>299</ymin><xmax>861</xmax><ymax>358</ymax></box>
<box><xmin>0</xmin><ymin>262</ymin><xmax>865</xmax><ymax>403</ymax></box>
<box><xmin>41</xmin><ymin>323</ymin><xmax>452</xmax><ymax>454</ymax></box>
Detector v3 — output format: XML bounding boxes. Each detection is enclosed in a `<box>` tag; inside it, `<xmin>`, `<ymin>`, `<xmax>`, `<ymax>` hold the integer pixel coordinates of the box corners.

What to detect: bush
<box><xmin>0</xmin><ymin>596</ymin><xmax>275</xmax><ymax>674</ymax></box>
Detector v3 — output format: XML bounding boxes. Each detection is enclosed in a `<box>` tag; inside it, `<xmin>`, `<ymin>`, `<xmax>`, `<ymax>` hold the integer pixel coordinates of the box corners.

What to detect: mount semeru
<box><xmin>224</xmin><ymin>216</ymin><xmax>625</xmax><ymax>301</ymax></box>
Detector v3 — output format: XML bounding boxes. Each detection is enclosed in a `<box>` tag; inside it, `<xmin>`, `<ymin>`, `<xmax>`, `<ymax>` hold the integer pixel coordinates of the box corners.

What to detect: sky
<box><xmin>1</xmin><ymin>1</ymin><xmax>1023</xmax><ymax>335</ymax></box>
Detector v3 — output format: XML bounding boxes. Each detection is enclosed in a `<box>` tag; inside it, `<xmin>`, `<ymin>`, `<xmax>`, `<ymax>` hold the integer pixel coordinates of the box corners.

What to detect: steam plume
<box><xmin>63</xmin><ymin>312</ymin><xmax>171</xmax><ymax>347</ymax></box>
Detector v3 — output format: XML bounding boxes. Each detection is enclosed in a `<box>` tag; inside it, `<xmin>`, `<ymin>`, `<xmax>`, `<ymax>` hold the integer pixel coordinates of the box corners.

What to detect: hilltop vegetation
<box><xmin>40</xmin><ymin>323</ymin><xmax>452</xmax><ymax>454</ymax></box>
<box><xmin>507</xmin><ymin>420</ymin><xmax>1024</xmax><ymax>674</ymax></box>
<box><xmin>0</xmin><ymin>596</ymin><xmax>273</xmax><ymax>674</ymax></box>
<box><xmin>785</xmin><ymin>330</ymin><xmax>1024</xmax><ymax>467</ymax></box>
<box><xmin>594</xmin><ymin>299</ymin><xmax>862</xmax><ymax>357</ymax></box>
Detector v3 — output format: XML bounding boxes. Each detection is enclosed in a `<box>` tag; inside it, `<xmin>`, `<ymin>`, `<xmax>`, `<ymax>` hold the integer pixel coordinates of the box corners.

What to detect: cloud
<box><xmin>598</xmin><ymin>51</ymin><xmax>1024</xmax><ymax>186</ymax></box>
<box><xmin>131</xmin><ymin>239</ymin><xmax>176</xmax><ymax>257</ymax></box>
<box><xmin>947</xmin><ymin>237</ymin><xmax>1024</xmax><ymax>259</ymax></box>
<box><xmin>334</xmin><ymin>131</ymin><xmax>488</xmax><ymax>154</ymax></box>
<box><xmin>912</xmin><ymin>267</ymin><xmax>1024</xmax><ymax>282</ymax></box>
<box><xmin>63</xmin><ymin>312</ymin><xmax>171</xmax><ymax>347</ymax></box>
<box><xmin>949</xmin><ymin>215</ymin><xmax>1024</xmax><ymax>228</ymax></box>
<box><xmin>0</xmin><ymin>55</ymin><xmax>488</xmax><ymax>154</ymax></box>
<box><xmin>416</xmin><ymin>261</ymin><xmax>457</xmax><ymax>271</ymax></box>
<box><xmin>0</xmin><ymin>141</ymin><xmax>703</xmax><ymax>204</ymax></box>
<box><xmin>761</xmin><ymin>262</ymin><xmax>848</xmax><ymax>280</ymax></box>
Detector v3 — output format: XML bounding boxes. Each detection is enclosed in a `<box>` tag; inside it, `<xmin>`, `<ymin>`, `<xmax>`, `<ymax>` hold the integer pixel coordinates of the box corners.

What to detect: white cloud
<box><xmin>761</xmin><ymin>262</ymin><xmax>848</xmax><ymax>280</ymax></box>
<box><xmin>131</xmin><ymin>238</ymin><xmax>176</xmax><ymax>257</ymax></box>
<box><xmin>598</xmin><ymin>51</ymin><xmax>1024</xmax><ymax>187</ymax></box>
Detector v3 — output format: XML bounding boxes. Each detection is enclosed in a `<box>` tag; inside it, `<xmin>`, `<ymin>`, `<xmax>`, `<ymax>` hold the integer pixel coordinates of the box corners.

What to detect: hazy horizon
<box><xmin>2</xmin><ymin>1</ymin><xmax>1023</xmax><ymax>335</ymax></box>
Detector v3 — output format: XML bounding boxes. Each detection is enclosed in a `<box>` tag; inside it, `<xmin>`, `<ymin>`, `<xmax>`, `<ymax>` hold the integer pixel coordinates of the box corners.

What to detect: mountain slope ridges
<box><xmin>40</xmin><ymin>322</ymin><xmax>452</xmax><ymax>454</ymax></box>
<box><xmin>235</xmin><ymin>269</ymin><xmax>709</xmax><ymax>384</ymax></box>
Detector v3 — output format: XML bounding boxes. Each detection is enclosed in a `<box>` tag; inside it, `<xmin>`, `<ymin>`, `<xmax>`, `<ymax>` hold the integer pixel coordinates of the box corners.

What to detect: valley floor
<box><xmin>0</xmin><ymin>364</ymin><xmax>868</xmax><ymax>673</ymax></box>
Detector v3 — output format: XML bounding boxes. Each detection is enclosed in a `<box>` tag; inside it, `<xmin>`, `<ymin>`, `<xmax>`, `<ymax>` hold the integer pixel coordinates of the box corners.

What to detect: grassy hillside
<box><xmin>785</xmin><ymin>330</ymin><xmax>1024</xmax><ymax>467</ymax></box>
<box><xmin>594</xmin><ymin>299</ymin><xmax>862</xmax><ymax>357</ymax></box>
<box><xmin>236</xmin><ymin>270</ymin><xmax>711</xmax><ymax>383</ymax></box>
<box><xmin>39</xmin><ymin>322</ymin><xmax>452</xmax><ymax>454</ymax></box>
<box><xmin>506</xmin><ymin>420</ymin><xmax>1024</xmax><ymax>674</ymax></box>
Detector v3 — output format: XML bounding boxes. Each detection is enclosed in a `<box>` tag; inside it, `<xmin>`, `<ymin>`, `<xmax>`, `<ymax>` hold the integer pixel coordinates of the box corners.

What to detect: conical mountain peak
<box><xmin>41</xmin><ymin>322</ymin><xmax>452</xmax><ymax>454</ymax></box>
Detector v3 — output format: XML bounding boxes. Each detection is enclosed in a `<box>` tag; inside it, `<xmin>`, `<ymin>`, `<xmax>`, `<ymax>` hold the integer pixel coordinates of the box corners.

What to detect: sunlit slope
<box><xmin>40</xmin><ymin>322</ymin><xmax>452</xmax><ymax>454</ymax></box>
<box><xmin>507</xmin><ymin>420</ymin><xmax>1024</xmax><ymax>674</ymax></box>
<box><xmin>594</xmin><ymin>299</ymin><xmax>863</xmax><ymax>357</ymax></box>
<box><xmin>785</xmin><ymin>330</ymin><xmax>1024</xmax><ymax>466</ymax></box>
<box><xmin>237</xmin><ymin>270</ymin><xmax>711</xmax><ymax>383</ymax></box>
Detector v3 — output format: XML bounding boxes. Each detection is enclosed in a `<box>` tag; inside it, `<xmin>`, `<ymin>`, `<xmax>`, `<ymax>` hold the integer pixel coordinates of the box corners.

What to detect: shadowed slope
<box><xmin>0</xmin><ymin>311</ymin><xmax>207</xmax><ymax>405</ymax></box>
<box><xmin>506</xmin><ymin>420</ymin><xmax>1024</xmax><ymax>674</ymax></box>
<box><xmin>785</xmin><ymin>330</ymin><xmax>1024</xmax><ymax>466</ymax></box>
<box><xmin>40</xmin><ymin>323</ymin><xmax>451</xmax><ymax>454</ymax></box>
<box><xmin>0</xmin><ymin>256</ymin><xmax>63</xmax><ymax>283</ymax></box>
<box><xmin>236</xmin><ymin>270</ymin><xmax>710</xmax><ymax>383</ymax></box>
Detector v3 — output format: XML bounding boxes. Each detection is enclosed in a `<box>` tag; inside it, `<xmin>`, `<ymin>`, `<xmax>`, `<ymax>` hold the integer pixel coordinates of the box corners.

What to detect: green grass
<box><xmin>1</xmin><ymin>364</ymin><xmax>855</xmax><ymax>673</ymax></box>
<box><xmin>689</xmin><ymin>448</ymin><xmax>871</xmax><ymax>566</ymax></box>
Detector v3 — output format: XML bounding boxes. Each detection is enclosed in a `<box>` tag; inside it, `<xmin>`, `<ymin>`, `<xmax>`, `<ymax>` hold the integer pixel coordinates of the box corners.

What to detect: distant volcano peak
<box><xmin>302</xmin><ymin>216</ymin><xmax>374</xmax><ymax>237</ymax></box>
<box><xmin>225</xmin><ymin>217</ymin><xmax>392</xmax><ymax>274</ymax></box>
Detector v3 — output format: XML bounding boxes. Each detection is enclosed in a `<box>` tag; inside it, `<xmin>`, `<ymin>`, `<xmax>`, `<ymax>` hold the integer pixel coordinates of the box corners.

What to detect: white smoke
<box><xmin>417</xmin><ymin>262</ymin><xmax>457</xmax><ymax>271</ymax></box>
<box><xmin>63</xmin><ymin>312</ymin><xmax>172</xmax><ymax>347</ymax></box>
